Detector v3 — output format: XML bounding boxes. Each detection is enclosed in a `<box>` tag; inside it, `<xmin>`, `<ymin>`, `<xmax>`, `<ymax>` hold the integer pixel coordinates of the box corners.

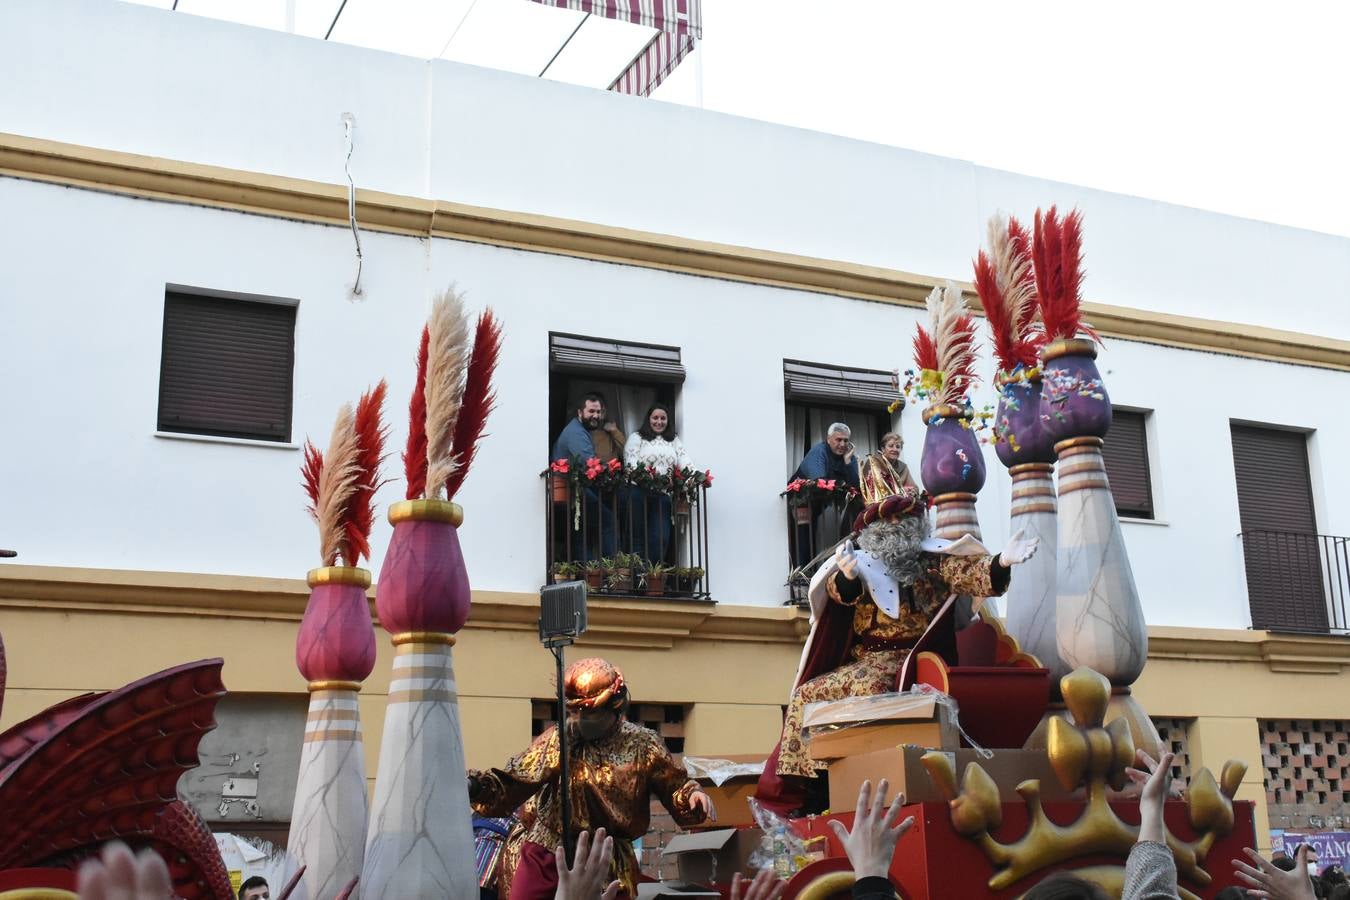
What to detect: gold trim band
<box><xmin>1059</xmin><ymin>481</ymin><xmax>1108</xmax><ymax>497</ymax></box>
<box><xmin>1013</xmin><ymin>502</ymin><xmax>1058</xmax><ymax>514</ymax></box>
<box><xmin>1042</xmin><ymin>338</ymin><xmax>1099</xmax><ymax>362</ymax></box>
<box><xmin>388</xmin><ymin>499</ymin><xmax>463</xmax><ymax>526</ymax></box>
<box><xmin>304</xmin><ymin>728</ymin><xmax>362</xmax><ymax>743</ymax></box>
<box><xmin>392</xmin><ymin>631</ymin><xmax>457</xmax><ymax>646</ymax></box>
<box><xmin>931</xmin><ymin>492</ymin><xmax>978</xmax><ymax>504</ymax></box>
<box><xmin>921</xmin><ymin>404</ymin><xmax>973</xmax><ymax>424</ymax></box>
<box><xmin>1008</xmin><ymin>462</ymin><xmax>1055</xmax><ymax>476</ymax></box>
<box><xmin>306</xmin><ymin>567</ymin><xmax>372</xmax><ymax>588</ymax></box>
<box><xmin>388</xmin><ymin>688</ymin><xmax>460</xmax><ymax>704</ymax></box>
<box><xmin>1055</xmin><ymin>437</ymin><xmax>1106</xmax><ymax>452</ymax></box>
<box><xmin>1058</xmin><ymin>463</ymin><xmax>1107</xmax><ymax>479</ymax></box>
<box><xmin>308</xmin><ymin>680</ymin><xmax>362</xmax><ymax>692</ymax></box>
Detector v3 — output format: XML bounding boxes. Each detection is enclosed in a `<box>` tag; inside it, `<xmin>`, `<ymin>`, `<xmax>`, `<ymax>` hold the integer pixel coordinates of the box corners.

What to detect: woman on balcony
<box><xmin>624</xmin><ymin>403</ymin><xmax>693</xmax><ymax>562</ymax></box>
<box><xmin>862</xmin><ymin>432</ymin><xmax>918</xmax><ymax>500</ymax></box>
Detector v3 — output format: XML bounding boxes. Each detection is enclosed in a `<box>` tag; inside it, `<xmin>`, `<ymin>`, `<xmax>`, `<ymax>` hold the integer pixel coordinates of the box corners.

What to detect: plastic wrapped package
<box><xmin>682</xmin><ymin>756</ymin><xmax>766</xmax><ymax>787</ymax></box>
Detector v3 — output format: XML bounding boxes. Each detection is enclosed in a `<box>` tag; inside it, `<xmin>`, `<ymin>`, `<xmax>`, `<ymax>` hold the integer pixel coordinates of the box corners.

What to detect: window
<box><xmin>1231</xmin><ymin>423</ymin><xmax>1327</xmax><ymax>633</ymax></box>
<box><xmin>783</xmin><ymin>359</ymin><xmax>898</xmax><ymax>477</ymax></box>
<box><xmin>547</xmin><ymin>333</ymin><xmax>683</xmax><ymax>456</ymax></box>
<box><xmin>157</xmin><ymin>289</ymin><xmax>296</xmax><ymax>442</ymax></box>
<box><xmin>1101</xmin><ymin>408</ymin><xmax>1154</xmax><ymax>520</ymax></box>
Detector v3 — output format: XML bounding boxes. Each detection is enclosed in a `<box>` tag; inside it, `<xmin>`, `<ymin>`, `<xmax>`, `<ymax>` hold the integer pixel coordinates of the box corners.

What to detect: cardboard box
<box><xmin>827</xmin><ymin>745</ymin><xmax>1077</xmax><ymax>812</ymax></box>
<box><xmin>684</xmin><ymin>753</ymin><xmax>765</xmax><ymax>828</ymax></box>
<box><xmin>805</xmin><ymin>697</ymin><xmax>958</xmax><ymax>761</ymax></box>
<box><xmin>661</xmin><ymin>827</ymin><xmax>761</xmax><ymax>886</ymax></box>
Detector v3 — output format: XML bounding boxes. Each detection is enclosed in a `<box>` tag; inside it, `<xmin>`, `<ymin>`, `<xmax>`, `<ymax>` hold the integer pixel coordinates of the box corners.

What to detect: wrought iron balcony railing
<box><xmin>1240</xmin><ymin>529</ymin><xmax>1350</xmax><ymax>635</ymax></box>
<box><xmin>543</xmin><ymin>475</ymin><xmax>711</xmax><ymax>602</ymax></box>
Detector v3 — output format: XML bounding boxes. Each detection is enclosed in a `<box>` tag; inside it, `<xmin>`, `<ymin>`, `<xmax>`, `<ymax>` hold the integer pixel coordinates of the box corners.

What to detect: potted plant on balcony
<box><xmin>683</xmin><ymin>566</ymin><xmax>705</xmax><ymax>596</ymax></box>
<box><xmin>551</xmin><ymin>561</ymin><xmax>581</xmax><ymax>584</ymax></box>
<box><xmin>546</xmin><ymin>457</ymin><xmax>574</xmax><ymax>504</ymax></box>
<box><xmin>586</xmin><ymin>558</ymin><xmax>608</xmax><ymax>591</ymax></box>
<box><xmin>669</xmin><ymin>466</ymin><xmax>714</xmax><ymax>516</ymax></box>
<box><xmin>610</xmin><ymin>552</ymin><xmax>640</xmax><ymax>593</ymax></box>
<box><xmin>642</xmin><ymin>561</ymin><xmax>674</xmax><ymax>596</ymax></box>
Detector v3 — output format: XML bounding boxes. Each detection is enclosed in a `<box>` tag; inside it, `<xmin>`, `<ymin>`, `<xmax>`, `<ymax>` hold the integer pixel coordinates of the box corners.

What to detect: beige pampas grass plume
<box><xmin>925</xmin><ymin>281</ymin><xmax>979</xmax><ymax>406</ymax></box>
<box><xmin>314</xmin><ymin>403</ymin><xmax>361</xmax><ymax>566</ymax></box>
<box><xmin>424</xmin><ymin>287</ymin><xmax>471</xmax><ymax>499</ymax></box>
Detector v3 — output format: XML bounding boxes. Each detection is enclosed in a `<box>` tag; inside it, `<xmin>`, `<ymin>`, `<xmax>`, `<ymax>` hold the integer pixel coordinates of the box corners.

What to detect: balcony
<box><xmin>543</xmin><ymin>467</ymin><xmax>711</xmax><ymax>601</ymax></box>
<box><xmin>1240</xmin><ymin>530</ymin><xmax>1350</xmax><ymax>634</ymax></box>
<box><xmin>783</xmin><ymin>482</ymin><xmax>861</xmax><ymax>606</ymax></box>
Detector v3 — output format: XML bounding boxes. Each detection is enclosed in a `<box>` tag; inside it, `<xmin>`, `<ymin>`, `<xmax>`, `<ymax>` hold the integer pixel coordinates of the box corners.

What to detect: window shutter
<box><xmin>1231</xmin><ymin>424</ymin><xmax>1325</xmax><ymax>632</ymax></box>
<box><xmin>783</xmin><ymin>360</ymin><xmax>898</xmax><ymax>409</ymax></box>
<box><xmin>158</xmin><ymin>292</ymin><xmax>296</xmax><ymax>442</ymax></box>
<box><xmin>549</xmin><ymin>333</ymin><xmax>684</xmax><ymax>383</ymax></box>
<box><xmin>1101</xmin><ymin>409</ymin><xmax>1153</xmax><ymax>519</ymax></box>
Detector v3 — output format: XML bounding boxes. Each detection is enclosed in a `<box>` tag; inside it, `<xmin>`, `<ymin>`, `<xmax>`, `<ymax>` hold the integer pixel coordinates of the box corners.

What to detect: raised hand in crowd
<box><xmin>730</xmin><ymin>868</ymin><xmax>786</xmax><ymax>900</ymax></box>
<box><xmin>1125</xmin><ymin>748</ymin><xmax>1176</xmax><ymax>844</ymax></box>
<box><xmin>826</xmin><ymin>779</ymin><xmax>913</xmax><ymax>886</ymax></box>
<box><xmin>554</xmin><ymin>828</ymin><xmax>621</xmax><ymax>900</ymax></box>
<box><xmin>1233</xmin><ymin>843</ymin><xmax>1318</xmax><ymax>900</ymax></box>
<box><xmin>836</xmin><ymin>540</ymin><xmax>860</xmax><ymax>580</ymax></box>
<box><xmin>77</xmin><ymin>842</ymin><xmax>172</xmax><ymax>900</ymax></box>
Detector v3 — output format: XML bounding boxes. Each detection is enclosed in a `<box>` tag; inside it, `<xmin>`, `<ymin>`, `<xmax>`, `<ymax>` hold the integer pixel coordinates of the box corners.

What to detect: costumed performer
<box><xmin>467</xmin><ymin>657</ymin><xmax>713</xmax><ymax>899</ymax></box>
<box><xmin>755</xmin><ymin>486</ymin><xmax>1040</xmax><ymax>816</ymax></box>
<box><xmin>861</xmin><ymin>431</ymin><xmax>917</xmax><ymax>500</ymax></box>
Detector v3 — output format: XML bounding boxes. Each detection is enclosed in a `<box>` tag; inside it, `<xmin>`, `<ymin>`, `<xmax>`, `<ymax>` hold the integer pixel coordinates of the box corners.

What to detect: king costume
<box><xmin>468</xmin><ymin>658</ymin><xmax>709</xmax><ymax>899</ymax></box>
<box><xmin>756</xmin><ymin>485</ymin><xmax>1029</xmax><ymax>815</ymax></box>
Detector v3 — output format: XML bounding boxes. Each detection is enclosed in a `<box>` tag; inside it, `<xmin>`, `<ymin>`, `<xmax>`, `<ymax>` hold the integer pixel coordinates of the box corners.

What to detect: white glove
<box><xmin>836</xmin><ymin>540</ymin><xmax>859</xmax><ymax>580</ymax></box>
<box><xmin>998</xmin><ymin>529</ymin><xmax>1039</xmax><ymax>567</ymax></box>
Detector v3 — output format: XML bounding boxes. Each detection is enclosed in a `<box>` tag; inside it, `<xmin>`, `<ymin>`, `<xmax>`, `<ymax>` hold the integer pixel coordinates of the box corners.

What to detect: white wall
<box><xmin>3</xmin><ymin>0</ymin><xmax>1350</xmax><ymax>630</ymax></box>
<box><xmin>5</xmin><ymin>175</ymin><xmax>1350</xmax><ymax>631</ymax></box>
<box><xmin>3</xmin><ymin>0</ymin><xmax>1348</xmax><ymax>337</ymax></box>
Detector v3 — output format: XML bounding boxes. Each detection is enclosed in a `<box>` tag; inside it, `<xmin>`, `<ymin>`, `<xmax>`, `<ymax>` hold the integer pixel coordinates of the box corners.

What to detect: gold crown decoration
<box><xmin>921</xmin><ymin>667</ymin><xmax>1246</xmax><ymax>896</ymax></box>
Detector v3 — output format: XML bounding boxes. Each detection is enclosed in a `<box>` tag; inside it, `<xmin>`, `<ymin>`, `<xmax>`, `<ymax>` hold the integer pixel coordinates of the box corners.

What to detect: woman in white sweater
<box><xmin>624</xmin><ymin>403</ymin><xmax>693</xmax><ymax>561</ymax></box>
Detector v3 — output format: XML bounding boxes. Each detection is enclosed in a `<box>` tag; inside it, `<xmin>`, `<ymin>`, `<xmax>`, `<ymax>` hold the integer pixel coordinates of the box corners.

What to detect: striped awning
<box><xmin>530</xmin><ymin>0</ymin><xmax>702</xmax><ymax>97</ymax></box>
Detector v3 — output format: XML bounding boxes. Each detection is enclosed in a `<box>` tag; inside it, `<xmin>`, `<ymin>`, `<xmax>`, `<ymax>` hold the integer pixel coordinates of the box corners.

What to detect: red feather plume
<box><xmin>974</xmin><ymin>249</ymin><xmax>1017</xmax><ymax>371</ymax></box>
<box><xmin>344</xmin><ymin>381</ymin><xmax>389</xmax><ymax>566</ymax></box>
<box><xmin>946</xmin><ymin>313</ymin><xmax>980</xmax><ymax>399</ymax></box>
<box><xmin>442</xmin><ymin>309</ymin><xmax>503</xmax><ymax>502</ymax></box>
<box><xmin>1033</xmin><ymin>206</ymin><xmax>1095</xmax><ymax>342</ymax></box>
<box><xmin>301</xmin><ymin>440</ymin><xmax>323</xmax><ymax>517</ymax></box>
<box><xmin>403</xmin><ymin>326</ymin><xmax>430</xmax><ymax>499</ymax></box>
<box><xmin>912</xmin><ymin>325</ymin><xmax>939</xmax><ymax>371</ymax></box>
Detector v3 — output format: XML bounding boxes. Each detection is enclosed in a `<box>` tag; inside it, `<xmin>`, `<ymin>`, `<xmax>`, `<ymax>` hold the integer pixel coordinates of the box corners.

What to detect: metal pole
<box><xmin>553</xmin><ymin>643</ymin><xmax>574</xmax><ymax>866</ymax></box>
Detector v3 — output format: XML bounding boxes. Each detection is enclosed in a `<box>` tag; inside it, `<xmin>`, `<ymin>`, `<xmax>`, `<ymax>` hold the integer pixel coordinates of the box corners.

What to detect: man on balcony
<box><xmin>552</xmin><ymin>392</ymin><xmax>616</xmax><ymax>559</ymax></box>
<box><xmin>790</xmin><ymin>423</ymin><xmax>862</xmax><ymax>567</ymax></box>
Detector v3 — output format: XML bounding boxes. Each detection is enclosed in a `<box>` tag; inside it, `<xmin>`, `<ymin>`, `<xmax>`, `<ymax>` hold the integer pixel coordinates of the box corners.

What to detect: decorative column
<box><xmin>361</xmin><ymin>498</ymin><xmax>478</xmax><ymax>899</ymax></box>
<box><xmin>287</xmin><ymin>565</ymin><xmax>377</xmax><ymax>900</ymax></box>
<box><xmin>994</xmin><ymin>372</ymin><xmax>1064</xmax><ymax>686</ymax></box>
<box><xmin>1042</xmin><ymin>338</ymin><xmax>1157</xmax><ymax>751</ymax></box>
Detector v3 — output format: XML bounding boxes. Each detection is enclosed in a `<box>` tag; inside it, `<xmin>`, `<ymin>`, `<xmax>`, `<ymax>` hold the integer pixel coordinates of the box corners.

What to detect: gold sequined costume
<box><xmin>470</xmin><ymin>719</ymin><xmax>705</xmax><ymax>897</ymax></box>
<box><xmin>776</xmin><ymin>552</ymin><xmax>1008</xmax><ymax>776</ymax></box>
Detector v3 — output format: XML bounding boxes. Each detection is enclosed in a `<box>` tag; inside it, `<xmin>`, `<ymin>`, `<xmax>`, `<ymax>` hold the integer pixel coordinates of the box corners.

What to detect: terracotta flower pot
<box><xmin>585</xmin><ymin>569</ymin><xmax>604</xmax><ymax>590</ymax></box>
<box><xmin>792</xmin><ymin>504</ymin><xmax>812</xmax><ymax>525</ymax></box>
<box><xmin>675</xmin><ymin>499</ymin><xmax>691</xmax><ymax>516</ymax></box>
<box><xmin>613</xmin><ymin>568</ymin><xmax>633</xmax><ymax>593</ymax></box>
<box><xmin>551</xmin><ymin>476</ymin><xmax>570</xmax><ymax>504</ymax></box>
<box><xmin>644</xmin><ymin>575</ymin><xmax>666</xmax><ymax>596</ymax></box>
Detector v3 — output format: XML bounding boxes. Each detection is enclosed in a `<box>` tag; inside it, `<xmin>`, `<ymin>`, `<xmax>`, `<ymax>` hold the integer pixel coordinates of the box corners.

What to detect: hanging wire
<box><xmin>341</xmin><ymin>113</ymin><xmax>364</xmax><ymax>299</ymax></box>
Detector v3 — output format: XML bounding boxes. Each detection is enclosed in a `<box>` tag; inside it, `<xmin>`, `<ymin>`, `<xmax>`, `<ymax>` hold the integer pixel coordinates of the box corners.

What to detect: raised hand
<box><xmin>78</xmin><ymin>842</ymin><xmax>172</xmax><ymax>900</ymax></box>
<box><xmin>690</xmin><ymin>790</ymin><xmax>717</xmax><ymax>821</ymax></box>
<box><xmin>730</xmin><ymin>868</ymin><xmax>786</xmax><ymax>900</ymax></box>
<box><xmin>826</xmin><ymin>778</ymin><xmax>914</xmax><ymax>881</ymax></box>
<box><xmin>836</xmin><ymin>540</ymin><xmax>860</xmax><ymax>580</ymax></box>
<box><xmin>998</xmin><ymin>529</ymin><xmax>1039</xmax><ymax>567</ymax></box>
<box><xmin>554</xmin><ymin>828</ymin><xmax>621</xmax><ymax>900</ymax></box>
<box><xmin>1125</xmin><ymin>749</ymin><xmax>1175</xmax><ymax>843</ymax></box>
<box><xmin>1232</xmin><ymin>844</ymin><xmax>1317</xmax><ymax>900</ymax></box>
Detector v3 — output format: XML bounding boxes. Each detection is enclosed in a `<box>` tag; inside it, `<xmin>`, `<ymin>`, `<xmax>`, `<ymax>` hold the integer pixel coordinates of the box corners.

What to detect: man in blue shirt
<box><xmin>552</xmin><ymin>392</ymin><xmax>616</xmax><ymax>560</ymax></box>
<box><xmin>790</xmin><ymin>422</ymin><xmax>861</xmax><ymax>568</ymax></box>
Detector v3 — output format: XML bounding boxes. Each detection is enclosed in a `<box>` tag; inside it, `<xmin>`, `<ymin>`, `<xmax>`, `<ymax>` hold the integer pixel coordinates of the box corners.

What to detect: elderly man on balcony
<box><xmin>789</xmin><ymin>422</ymin><xmax>862</xmax><ymax>567</ymax></box>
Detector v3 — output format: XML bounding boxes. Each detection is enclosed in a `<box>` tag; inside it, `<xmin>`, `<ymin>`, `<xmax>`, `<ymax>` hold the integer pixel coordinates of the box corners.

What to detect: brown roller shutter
<box><xmin>549</xmin><ymin>333</ymin><xmax>684</xmax><ymax>383</ymax></box>
<box><xmin>1230</xmin><ymin>424</ymin><xmax>1325</xmax><ymax>633</ymax></box>
<box><xmin>158</xmin><ymin>292</ymin><xmax>296</xmax><ymax>442</ymax></box>
<box><xmin>1102</xmin><ymin>409</ymin><xmax>1153</xmax><ymax>519</ymax></box>
<box><xmin>783</xmin><ymin>359</ymin><xmax>898</xmax><ymax>409</ymax></box>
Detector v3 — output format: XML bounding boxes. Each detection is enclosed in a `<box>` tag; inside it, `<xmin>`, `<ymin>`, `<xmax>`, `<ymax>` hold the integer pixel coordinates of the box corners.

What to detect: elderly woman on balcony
<box><xmin>624</xmin><ymin>403</ymin><xmax>693</xmax><ymax>562</ymax></box>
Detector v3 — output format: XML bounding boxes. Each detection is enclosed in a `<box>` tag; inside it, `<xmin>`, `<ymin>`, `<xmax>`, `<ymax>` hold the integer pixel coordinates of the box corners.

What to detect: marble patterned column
<box><xmin>1003</xmin><ymin>463</ymin><xmax>1063</xmax><ymax>681</ymax></box>
<box><xmin>287</xmin><ymin>566</ymin><xmax>377</xmax><ymax>900</ymax></box>
<box><xmin>361</xmin><ymin>499</ymin><xmax>477</xmax><ymax>899</ymax></box>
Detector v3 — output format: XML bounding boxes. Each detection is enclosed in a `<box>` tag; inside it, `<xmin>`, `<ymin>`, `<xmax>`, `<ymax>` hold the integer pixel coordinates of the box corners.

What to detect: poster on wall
<box><xmin>1271</xmin><ymin>830</ymin><xmax>1350</xmax><ymax>874</ymax></box>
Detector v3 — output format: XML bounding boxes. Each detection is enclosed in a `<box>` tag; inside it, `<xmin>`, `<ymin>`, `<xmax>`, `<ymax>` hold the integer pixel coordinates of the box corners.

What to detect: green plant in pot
<box><xmin>586</xmin><ymin>558</ymin><xmax>609</xmax><ymax>591</ymax></box>
<box><xmin>552</xmin><ymin>561</ymin><xmax>580</xmax><ymax>583</ymax></box>
<box><xmin>683</xmin><ymin>566</ymin><xmax>705</xmax><ymax>594</ymax></box>
<box><xmin>611</xmin><ymin>552</ymin><xmax>641</xmax><ymax>593</ymax></box>
<box><xmin>643</xmin><ymin>561</ymin><xmax>674</xmax><ymax>596</ymax></box>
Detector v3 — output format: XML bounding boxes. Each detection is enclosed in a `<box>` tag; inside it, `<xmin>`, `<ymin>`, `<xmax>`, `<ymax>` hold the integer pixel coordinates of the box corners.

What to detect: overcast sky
<box><xmin>128</xmin><ymin>0</ymin><xmax>1350</xmax><ymax>238</ymax></box>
